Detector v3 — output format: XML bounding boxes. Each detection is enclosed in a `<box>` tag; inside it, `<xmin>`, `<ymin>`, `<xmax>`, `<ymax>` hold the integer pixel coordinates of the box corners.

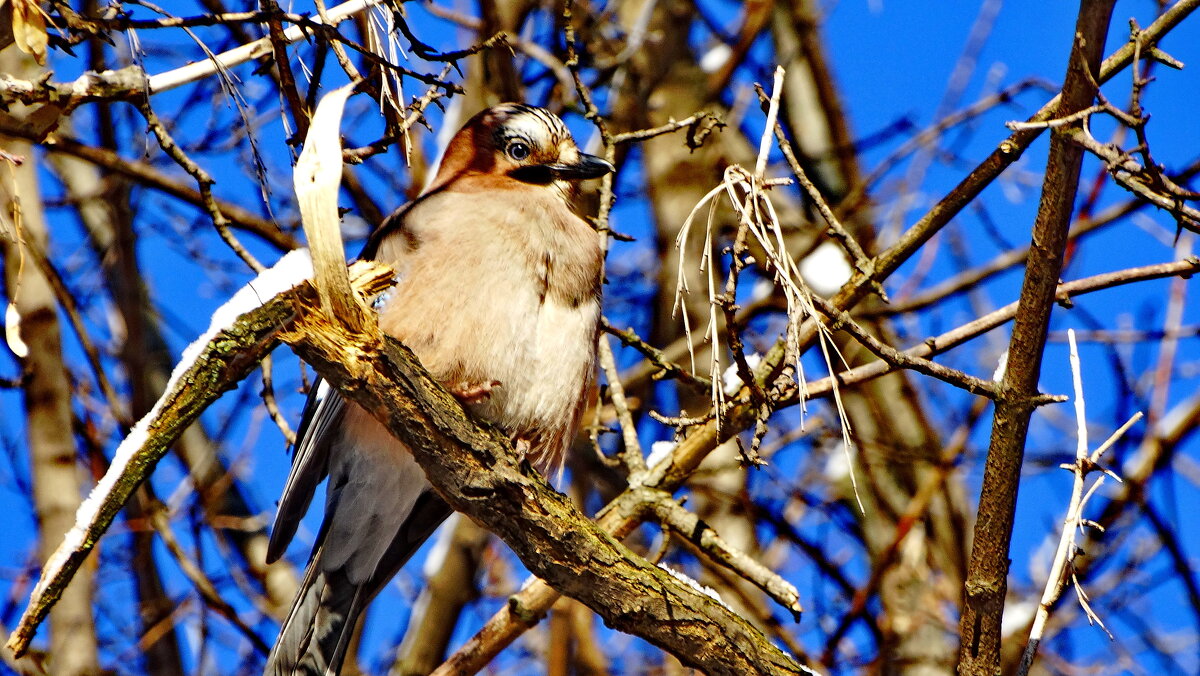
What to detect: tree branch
<box><xmin>957</xmin><ymin>3</ymin><xmax>1117</xmax><ymax>673</ymax></box>
<box><xmin>280</xmin><ymin>305</ymin><xmax>815</xmax><ymax>676</ymax></box>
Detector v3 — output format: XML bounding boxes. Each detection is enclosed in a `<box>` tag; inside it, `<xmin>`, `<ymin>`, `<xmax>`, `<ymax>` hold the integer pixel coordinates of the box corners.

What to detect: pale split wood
<box><xmin>295</xmin><ymin>82</ymin><xmax>372</xmax><ymax>333</ymax></box>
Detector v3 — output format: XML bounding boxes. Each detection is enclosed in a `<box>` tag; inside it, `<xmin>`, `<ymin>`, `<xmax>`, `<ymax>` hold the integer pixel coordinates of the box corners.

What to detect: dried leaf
<box><xmin>11</xmin><ymin>0</ymin><xmax>48</xmax><ymax>65</ymax></box>
<box><xmin>5</xmin><ymin>302</ymin><xmax>28</xmax><ymax>358</ymax></box>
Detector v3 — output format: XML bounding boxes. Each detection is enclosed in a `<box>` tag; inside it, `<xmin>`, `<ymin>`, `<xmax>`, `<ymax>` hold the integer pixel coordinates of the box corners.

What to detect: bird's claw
<box><xmin>449</xmin><ymin>380</ymin><xmax>502</xmax><ymax>405</ymax></box>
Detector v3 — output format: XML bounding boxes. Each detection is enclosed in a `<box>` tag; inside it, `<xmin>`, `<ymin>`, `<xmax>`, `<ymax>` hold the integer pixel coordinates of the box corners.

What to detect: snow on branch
<box><xmin>4</xmin><ymin>252</ymin><xmax>394</xmax><ymax>657</ymax></box>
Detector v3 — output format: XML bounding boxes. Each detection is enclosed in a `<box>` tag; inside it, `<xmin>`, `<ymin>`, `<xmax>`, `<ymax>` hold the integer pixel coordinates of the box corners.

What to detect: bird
<box><xmin>263</xmin><ymin>103</ymin><xmax>613</xmax><ymax>676</ymax></box>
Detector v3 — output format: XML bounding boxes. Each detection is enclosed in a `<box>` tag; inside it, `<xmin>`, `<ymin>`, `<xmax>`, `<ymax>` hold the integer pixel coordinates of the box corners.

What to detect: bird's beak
<box><xmin>545</xmin><ymin>153</ymin><xmax>614</xmax><ymax>180</ymax></box>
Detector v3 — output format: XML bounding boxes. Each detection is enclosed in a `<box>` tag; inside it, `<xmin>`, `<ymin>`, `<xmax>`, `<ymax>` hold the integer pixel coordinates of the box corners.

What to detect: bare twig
<box><xmin>790</xmin><ymin>258</ymin><xmax>1200</xmax><ymax>404</ymax></box>
<box><xmin>1016</xmin><ymin>331</ymin><xmax>1139</xmax><ymax>675</ymax></box>
<box><xmin>145</xmin><ymin>501</ymin><xmax>272</xmax><ymax>655</ymax></box>
<box><xmin>597</xmin><ymin>334</ymin><xmax>646</xmax><ymax>477</ymax></box>
<box><xmin>602</xmin><ymin>319</ymin><xmax>713</xmax><ymax>391</ymax></box>
<box><xmin>810</xmin><ymin>294</ymin><xmax>1005</xmax><ymax>401</ymax></box>
<box><xmin>146</xmin><ymin>0</ymin><xmax>384</xmax><ymax>93</ymax></box>
<box><xmin>259</xmin><ymin>354</ymin><xmax>295</xmax><ymax>446</ymax></box>
<box><xmin>1067</xmin><ymin>126</ymin><xmax>1200</xmax><ymax>233</ymax></box>
<box><xmin>136</xmin><ymin>100</ymin><xmax>264</xmax><ymax>272</ymax></box>
<box><xmin>755</xmin><ymin>85</ymin><xmax>876</xmax><ymax>294</ymax></box>
<box><xmin>613</xmin><ymin>113</ymin><xmax>724</xmax><ymax>145</ymax></box>
<box><xmin>958</xmin><ymin>6</ymin><xmax>1118</xmax><ymax>671</ymax></box>
<box><xmin>651</xmin><ymin>495</ymin><xmax>803</xmax><ymax>620</ymax></box>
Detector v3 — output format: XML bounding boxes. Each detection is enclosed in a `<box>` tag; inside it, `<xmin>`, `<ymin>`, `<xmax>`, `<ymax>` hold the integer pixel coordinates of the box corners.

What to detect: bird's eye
<box><xmin>507</xmin><ymin>142</ymin><xmax>531</xmax><ymax>161</ymax></box>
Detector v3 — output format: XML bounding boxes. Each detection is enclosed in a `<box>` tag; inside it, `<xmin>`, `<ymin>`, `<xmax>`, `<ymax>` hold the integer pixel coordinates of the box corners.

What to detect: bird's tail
<box><xmin>264</xmin><ymin>545</ymin><xmax>364</xmax><ymax>676</ymax></box>
<box><xmin>265</xmin><ymin>492</ymin><xmax>453</xmax><ymax>676</ymax></box>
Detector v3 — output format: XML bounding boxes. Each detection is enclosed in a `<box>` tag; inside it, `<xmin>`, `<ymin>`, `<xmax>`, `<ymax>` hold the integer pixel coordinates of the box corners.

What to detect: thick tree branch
<box><xmin>6</xmin><ymin>253</ymin><xmax>813</xmax><ymax>674</ymax></box>
<box><xmin>280</xmin><ymin>305</ymin><xmax>814</xmax><ymax>676</ymax></box>
<box><xmin>957</xmin><ymin>2</ymin><xmax>1117</xmax><ymax>673</ymax></box>
<box><xmin>4</xmin><ymin>258</ymin><xmax>395</xmax><ymax>658</ymax></box>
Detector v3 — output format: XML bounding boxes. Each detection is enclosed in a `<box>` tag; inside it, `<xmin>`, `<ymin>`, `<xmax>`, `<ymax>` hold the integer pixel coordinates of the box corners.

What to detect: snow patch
<box><xmin>658</xmin><ymin>564</ymin><xmax>731</xmax><ymax>611</ymax></box>
<box><xmin>722</xmin><ymin>352</ymin><xmax>762</xmax><ymax>395</ymax></box>
<box><xmin>798</xmin><ymin>241</ymin><xmax>852</xmax><ymax>297</ymax></box>
<box><xmin>823</xmin><ymin>440</ymin><xmax>850</xmax><ymax>483</ymax></box>
<box><xmin>992</xmin><ymin>349</ymin><xmax>1009</xmax><ymax>382</ymax></box>
<box><xmin>34</xmin><ymin>250</ymin><xmax>315</xmax><ymax>602</ymax></box>
<box><xmin>700</xmin><ymin>44</ymin><xmax>731</xmax><ymax>73</ymax></box>
<box><xmin>647</xmin><ymin>440</ymin><xmax>677</xmax><ymax>469</ymax></box>
<box><xmin>1001</xmin><ymin>599</ymin><xmax>1038</xmax><ymax>638</ymax></box>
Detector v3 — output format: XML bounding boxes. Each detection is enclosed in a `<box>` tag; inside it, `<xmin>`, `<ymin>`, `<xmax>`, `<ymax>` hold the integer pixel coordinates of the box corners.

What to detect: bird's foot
<box><xmin>514</xmin><ymin>438</ymin><xmax>532</xmax><ymax>456</ymax></box>
<box><xmin>449</xmin><ymin>380</ymin><xmax>502</xmax><ymax>405</ymax></box>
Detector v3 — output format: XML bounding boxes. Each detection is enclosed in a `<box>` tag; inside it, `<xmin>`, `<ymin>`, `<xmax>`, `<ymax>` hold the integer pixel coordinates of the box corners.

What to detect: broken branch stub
<box><xmin>294</xmin><ymin>82</ymin><xmax>374</xmax><ymax>333</ymax></box>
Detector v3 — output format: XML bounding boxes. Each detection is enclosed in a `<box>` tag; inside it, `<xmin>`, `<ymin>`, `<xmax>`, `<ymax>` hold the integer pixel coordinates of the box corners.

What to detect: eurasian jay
<box><xmin>264</xmin><ymin>103</ymin><xmax>613</xmax><ymax>675</ymax></box>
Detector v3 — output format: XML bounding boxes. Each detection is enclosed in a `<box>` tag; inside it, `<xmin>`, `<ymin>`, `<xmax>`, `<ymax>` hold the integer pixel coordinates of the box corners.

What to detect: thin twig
<box><xmin>597</xmin><ymin>334</ymin><xmax>646</xmax><ymax>478</ymax></box>
<box><xmin>259</xmin><ymin>354</ymin><xmax>295</xmax><ymax>446</ymax></box>
<box><xmin>147</xmin><ymin>0</ymin><xmax>384</xmax><ymax>93</ymax></box>
<box><xmin>613</xmin><ymin>113</ymin><xmax>724</xmax><ymax>145</ymax></box>
<box><xmin>146</xmin><ymin>501</ymin><xmax>272</xmax><ymax>655</ymax></box>
<box><xmin>789</xmin><ymin>257</ymin><xmax>1200</xmax><ymax>404</ymax></box>
<box><xmin>137</xmin><ymin>101</ymin><xmax>264</xmax><ymax>272</ymax></box>
<box><xmin>810</xmin><ymin>294</ymin><xmax>1004</xmax><ymax>401</ymax></box>
<box><xmin>1016</xmin><ymin>331</ymin><xmax>1139</xmax><ymax>675</ymax></box>
<box><xmin>651</xmin><ymin>495</ymin><xmax>803</xmax><ymax>620</ymax></box>
<box><xmin>754</xmin><ymin>85</ymin><xmax>877</xmax><ymax>296</ymax></box>
<box><xmin>602</xmin><ymin>319</ymin><xmax>713</xmax><ymax>390</ymax></box>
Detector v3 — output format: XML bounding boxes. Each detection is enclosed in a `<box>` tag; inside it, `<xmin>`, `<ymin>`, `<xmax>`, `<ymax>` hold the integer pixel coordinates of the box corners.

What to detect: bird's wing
<box><xmin>265</xmin><ymin>490</ymin><xmax>451</xmax><ymax>676</ymax></box>
<box><xmin>268</xmin><ymin>196</ymin><xmax>428</xmax><ymax>565</ymax></box>
<box><xmin>266</xmin><ymin>366</ymin><xmax>451</xmax><ymax>676</ymax></box>
<box><xmin>269</xmin><ymin>190</ymin><xmax>431</xmax><ymax>566</ymax></box>
<box><xmin>268</xmin><ymin>197</ymin><xmax>465</xmax><ymax>675</ymax></box>
<box><xmin>358</xmin><ymin>192</ymin><xmax>431</xmax><ymax>259</ymax></box>
<box><xmin>267</xmin><ymin>378</ymin><xmax>344</xmax><ymax>563</ymax></box>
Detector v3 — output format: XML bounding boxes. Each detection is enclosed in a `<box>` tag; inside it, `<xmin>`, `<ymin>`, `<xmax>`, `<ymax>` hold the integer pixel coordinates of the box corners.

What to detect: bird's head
<box><xmin>431</xmin><ymin>103</ymin><xmax>614</xmax><ymax>196</ymax></box>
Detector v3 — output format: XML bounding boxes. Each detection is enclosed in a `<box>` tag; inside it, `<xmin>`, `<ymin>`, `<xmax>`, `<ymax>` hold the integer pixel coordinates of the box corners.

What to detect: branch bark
<box><xmin>280</xmin><ymin>306</ymin><xmax>814</xmax><ymax>676</ymax></box>
<box><xmin>46</xmin><ymin>142</ymin><xmax>300</xmax><ymax>618</ymax></box>
<box><xmin>3</xmin><ymin>257</ymin><xmax>394</xmax><ymax>658</ymax></box>
<box><xmin>5</xmin><ymin>248</ymin><xmax>813</xmax><ymax>674</ymax></box>
<box><xmin>957</xmin><ymin>2</ymin><xmax>1117</xmax><ymax>673</ymax></box>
